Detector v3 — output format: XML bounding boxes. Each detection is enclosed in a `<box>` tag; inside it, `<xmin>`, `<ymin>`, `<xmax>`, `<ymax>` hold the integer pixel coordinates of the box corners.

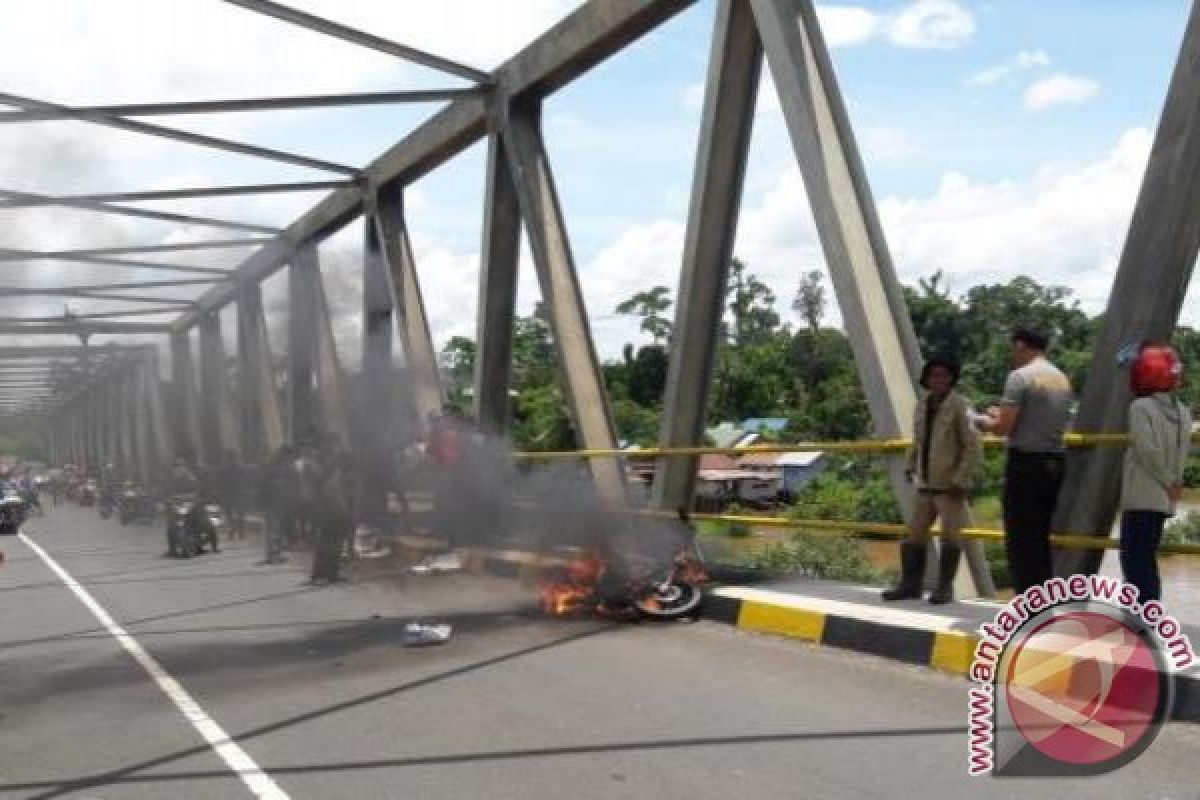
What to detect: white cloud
<box><xmin>814</xmin><ymin>1</ymin><xmax>974</xmax><ymax>51</ymax></box>
<box><xmin>967</xmin><ymin>49</ymin><xmax>1051</xmax><ymax>87</ymax></box>
<box><xmin>887</xmin><ymin>0</ymin><xmax>975</xmax><ymax>50</ymax></box>
<box><xmin>559</xmin><ymin>126</ymin><xmax>1197</xmax><ymax>357</ymax></box>
<box><xmin>0</xmin><ymin>0</ymin><xmax>575</xmax><ymax>328</ymax></box>
<box><xmin>861</xmin><ymin>126</ymin><xmax>921</xmax><ymax>161</ymax></box>
<box><xmin>817</xmin><ymin>5</ymin><xmax>882</xmax><ymax>48</ymax></box>
<box><xmin>966</xmin><ymin>64</ymin><xmax>1010</xmax><ymax>87</ymax></box>
<box><xmin>0</xmin><ymin>0</ymin><xmax>577</xmax><ymax>103</ymax></box>
<box><xmin>878</xmin><ymin>129</ymin><xmax>1152</xmax><ymax>307</ymax></box>
<box><xmin>1015</xmin><ymin>49</ymin><xmax>1052</xmax><ymax>69</ymax></box>
<box><xmin>680</xmin><ymin>82</ymin><xmax>706</xmax><ymax>111</ymax></box>
<box><xmin>1024</xmin><ymin>74</ymin><xmax>1101</xmax><ymax>111</ymax></box>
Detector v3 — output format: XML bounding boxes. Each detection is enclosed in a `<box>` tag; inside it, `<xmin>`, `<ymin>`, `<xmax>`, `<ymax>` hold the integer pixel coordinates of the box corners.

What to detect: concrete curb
<box><xmin>375</xmin><ymin>537</ymin><xmax>1200</xmax><ymax>723</ymax></box>
<box><xmin>700</xmin><ymin>586</ymin><xmax>1200</xmax><ymax>724</ymax></box>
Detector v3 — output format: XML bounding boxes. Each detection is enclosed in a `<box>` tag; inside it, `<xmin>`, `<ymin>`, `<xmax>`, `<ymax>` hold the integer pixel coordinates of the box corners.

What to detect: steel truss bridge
<box><xmin>3</xmin><ymin>0</ymin><xmax>1198</xmax><ymax>587</ymax></box>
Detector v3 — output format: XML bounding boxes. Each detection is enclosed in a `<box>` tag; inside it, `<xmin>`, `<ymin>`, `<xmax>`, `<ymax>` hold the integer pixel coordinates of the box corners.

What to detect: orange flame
<box><xmin>539</xmin><ymin>551</ymin><xmax>606</xmax><ymax>616</ymax></box>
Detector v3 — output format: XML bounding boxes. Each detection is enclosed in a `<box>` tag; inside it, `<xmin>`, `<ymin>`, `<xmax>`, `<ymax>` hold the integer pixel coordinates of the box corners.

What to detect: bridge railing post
<box><xmin>751</xmin><ymin>0</ymin><xmax>993</xmax><ymax>596</ymax></box>
<box><xmin>374</xmin><ymin>185</ymin><xmax>443</xmax><ymax>425</ymax></box>
<box><xmin>502</xmin><ymin>97</ymin><xmax>626</xmax><ymax>504</ymax></box>
<box><xmin>473</xmin><ymin>132</ymin><xmax>522</xmax><ymax>437</ymax></box>
<box><xmin>171</xmin><ymin>331</ymin><xmax>201</xmax><ymax>463</ymax></box>
<box><xmin>237</xmin><ymin>283</ymin><xmax>284</xmax><ymax>463</ymax></box>
<box><xmin>298</xmin><ymin>243</ymin><xmax>350</xmax><ymax>444</ymax></box>
<box><xmin>653</xmin><ymin>0</ymin><xmax>762</xmax><ymax>514</ymax></box>
<box><xmin>1054</xmin><ymin>0</ymin><xmax>1200</xmax><ymax>574</ymax></box>
<box><xmin>198</xmin><ymin>312</ymin><xmax>237</xmax><ymax>467</ymax></box>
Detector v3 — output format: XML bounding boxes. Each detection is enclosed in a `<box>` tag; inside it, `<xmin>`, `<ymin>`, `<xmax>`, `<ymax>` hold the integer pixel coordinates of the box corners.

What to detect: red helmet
<box><xmin>1130</xmin><ymin>343</ymin><xmax>1183</xmax><ymax>396</ymax></box>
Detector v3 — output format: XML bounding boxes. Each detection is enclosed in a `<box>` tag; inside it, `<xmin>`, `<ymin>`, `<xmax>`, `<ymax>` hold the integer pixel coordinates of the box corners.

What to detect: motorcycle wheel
<box><xmin>634</xmin><ymin>582</ymin><xmax>703</xmax><ymax>619</ymax></box>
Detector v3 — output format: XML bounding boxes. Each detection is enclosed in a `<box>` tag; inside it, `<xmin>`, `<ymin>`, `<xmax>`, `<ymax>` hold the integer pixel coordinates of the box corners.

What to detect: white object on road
<box><xmin>409</xmin><ymin>552</ymin><xmax>464</xmax><ymax>574</ymax></box>
<box><xmin>19</xmin><ymin>532</ymin><xmax>291</xmax><ymax>800</ymax></box>
<box><xmin>403</xmin><ymin>622</ymin><xmax>452</xmax><ymax>646</ymax></box>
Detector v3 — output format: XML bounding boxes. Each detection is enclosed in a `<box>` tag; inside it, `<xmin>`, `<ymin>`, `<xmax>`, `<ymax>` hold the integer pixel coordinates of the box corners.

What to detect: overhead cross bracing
<box><xmin>3</xmin><ymin>0</ymin><xmax>1196</xmax><ymax>593</ymax></box>
<box><xmin>0</xmin><ymin>0</ymin><xmax>500</xmax><ymax>435</ymax></box>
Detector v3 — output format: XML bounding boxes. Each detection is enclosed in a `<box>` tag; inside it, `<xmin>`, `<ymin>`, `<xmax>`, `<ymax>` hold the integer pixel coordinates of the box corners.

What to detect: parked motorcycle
<box><xmin>17</xmin><ymin>486</ymin><xmax>42</xmax><ymax>517</ymax></box>
<box><xmin>77</xmin><ymin>479</ymin><xmax>97</xmax><ymax>507</ymax></box>
<box><xmin>0</xmin><ymin>488</ymin><xmax>26</xmax><ymax>535</ymax></box>
<box><xmin>165</xmin><ymin>494</ymin><xmax>223</xmax><ymax>558</ymax></box>
<box><xmin>97</xmin><ymin>486</ymin><xmax>116</xmax><ymax>520</ymax></box>
<box><xmin>118</xmin><ymin>483</ymin><xmax>155</xmax><ymax>526</ymax></box>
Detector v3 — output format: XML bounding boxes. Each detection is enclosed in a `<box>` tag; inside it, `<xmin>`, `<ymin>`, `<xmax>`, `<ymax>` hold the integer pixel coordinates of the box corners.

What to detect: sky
<box><xmin>0</xmin><ymin>0</ymin><xmax>1196</xmax><ymax>368</ymax></box>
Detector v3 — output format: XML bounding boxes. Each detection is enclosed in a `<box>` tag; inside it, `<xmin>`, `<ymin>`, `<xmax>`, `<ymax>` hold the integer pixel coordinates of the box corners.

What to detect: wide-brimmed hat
<box><xmin>919</xmin><ymin>356</ymin><xmax>961</xmax><ymax>388</ymax></box>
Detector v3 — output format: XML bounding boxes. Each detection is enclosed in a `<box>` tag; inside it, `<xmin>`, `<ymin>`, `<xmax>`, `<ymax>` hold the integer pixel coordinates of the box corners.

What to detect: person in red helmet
<box><xmin>1118</xmin><ymin>342</ymin><xmax>1192</xmax><ymax>603</ymax></box>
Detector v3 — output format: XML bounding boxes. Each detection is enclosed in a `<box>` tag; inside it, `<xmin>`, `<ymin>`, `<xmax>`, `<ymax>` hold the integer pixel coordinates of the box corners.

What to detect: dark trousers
<box><xmin>1119</xmin><ymin>510</ymin><xmax>1167</xmax><ymax>603</ymax></box>
<box><xmin>311</xmin><ymin>510</ymin><xmax>350</xmax><ymax>582</ymax></box>
<box><xmin>223</xmin><ymin>496</ymin><xmax>245</xmax><ymax>538</ymax></box>
<box><xmin>266</xmin><ymin>508</ymin><xmax>291</xmax><ymax>563</ymax></box>
<box><xmin>1002</xmin><ymin>450</ymin><xmax>1065</xmax><ymax>592</ymax></box>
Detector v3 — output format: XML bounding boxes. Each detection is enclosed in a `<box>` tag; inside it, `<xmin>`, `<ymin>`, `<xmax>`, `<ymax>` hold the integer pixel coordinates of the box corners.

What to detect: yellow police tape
<box><xmin>512</xmin><ymin>431</ymin><xmax>1200</xmax><ymax>460</ymax></box>
<box><xmin>635</xmin><ymin>510</ymin><xmax>1200</xmax><ymax>557</ymax></box>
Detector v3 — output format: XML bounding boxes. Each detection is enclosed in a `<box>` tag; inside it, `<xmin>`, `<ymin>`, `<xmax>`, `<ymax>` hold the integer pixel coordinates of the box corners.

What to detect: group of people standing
<box><xmin>161</xmin><ymin>405</ymin><xmax>481</xmax><ymax>586</ymax></box>
<box><xmin>884</xmin><ymin>328</ymin><xmax>1192</xmax><ymax>605</ymax></box>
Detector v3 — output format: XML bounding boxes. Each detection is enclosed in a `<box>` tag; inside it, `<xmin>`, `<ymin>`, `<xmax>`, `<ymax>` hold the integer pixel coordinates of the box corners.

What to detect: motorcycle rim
<box><xmin>634</xmin><ymin>582</ymin><xmax>702</xmax><ymax>619</ymax></box>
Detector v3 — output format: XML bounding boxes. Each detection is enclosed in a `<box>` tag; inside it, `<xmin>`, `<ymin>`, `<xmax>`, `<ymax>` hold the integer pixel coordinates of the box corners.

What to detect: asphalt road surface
<box><xmin>1</xmin><ymin>505</ymin><xmax>1198</xmax><ymax>799</ymax></box>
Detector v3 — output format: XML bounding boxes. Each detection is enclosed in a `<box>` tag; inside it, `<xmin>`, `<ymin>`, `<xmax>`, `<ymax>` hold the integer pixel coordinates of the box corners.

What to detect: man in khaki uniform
<box><xmin>884</xmin><ymin>356</ymin><xmax>981</xmax><ymax>604</ymax></box>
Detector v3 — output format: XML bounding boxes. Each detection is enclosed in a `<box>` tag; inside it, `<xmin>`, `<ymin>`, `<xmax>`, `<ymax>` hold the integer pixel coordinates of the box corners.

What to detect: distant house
<box><xmin>741</xmin><ymin>417</ymin><xmax>789</xmax><ymax>436</ymax></box>
<box><xmin>705</xmin><ymin>422</ymin><xmax>762</xmax><ymax>450</ymax></box>
<box><xmin>737</xmin><ymin>450</ymin><xmax>827</xmax><ymax>494</ymax></box>
<box><xmin>694</xmin><ymin>453</ymin><xmax>779</xmax><ymax>510</ymax></box>
<box><xmin>706</xmin><ymin>422</ymin><xmax>745</xmax><ymax>449</ymax></box>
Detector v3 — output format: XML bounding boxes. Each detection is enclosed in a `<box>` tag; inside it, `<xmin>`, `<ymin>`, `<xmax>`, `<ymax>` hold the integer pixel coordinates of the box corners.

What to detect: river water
<box><xmin>1098</xmin><ymin>502</ymin><xmax>1200</xmax><ymax>625</ymax></box>
<box><xmin>855</xmin><ymin>503</ymin><xmax>1200</xmax><ymax>624</ymax></box>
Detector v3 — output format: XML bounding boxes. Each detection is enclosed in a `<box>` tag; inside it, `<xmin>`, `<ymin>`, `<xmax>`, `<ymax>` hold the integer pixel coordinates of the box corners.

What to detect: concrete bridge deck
<box><xmin>1</xmin><ymin>505</ymin><xmax>1198</xmax><ymax>799</ymax></box>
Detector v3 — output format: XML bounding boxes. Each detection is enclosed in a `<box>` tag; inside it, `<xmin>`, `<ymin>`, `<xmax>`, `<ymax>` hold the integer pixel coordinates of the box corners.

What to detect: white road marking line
<box><xmin>18</xmin><ymin>532</ymin><xmax>290</xmax><ymax>800</ymax></box>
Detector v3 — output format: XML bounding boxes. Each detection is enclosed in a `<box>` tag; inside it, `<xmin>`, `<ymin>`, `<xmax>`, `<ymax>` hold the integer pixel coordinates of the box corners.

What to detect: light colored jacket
<box><xmin>905</xmin><ymin>389</ymin><xmax>982</xmax><ymax>492</ymax></box>
<box><xmin>1121</xmin><ymin>393</ymin><xmax>1192</xmax><ymax>514</ymax></box>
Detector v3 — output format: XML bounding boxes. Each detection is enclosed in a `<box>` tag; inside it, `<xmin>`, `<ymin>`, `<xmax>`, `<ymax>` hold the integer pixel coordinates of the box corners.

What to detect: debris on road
<box><xmin>353</xmin><ymin>526</ymin><xmax>392</xmax><ymax>559</ymax></box>
<box><xmin>409</xmin><ymin>552</ymin><xmax>465</xmax><ymax>575</ymax></box>
<box><xmin>402</xmin><ymin>622</ymin><xmax>452</xmax><ymax>646</ymax></box>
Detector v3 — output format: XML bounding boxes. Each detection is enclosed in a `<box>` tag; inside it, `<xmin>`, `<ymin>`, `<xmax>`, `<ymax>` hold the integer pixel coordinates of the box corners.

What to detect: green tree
<box><xmin>439</xmin><ymin>335</ymin><xmax>476</xmax><ymax>405</ymax></box>
<box><xmin>626</xmin><ymin>344</ymin><xmax>669</xmax><ymax>407</ymax></box>
<box><xmin>615</xmin><ymin>286</ymin><xmax>673</xmax><ymax>344</ymax></box>
<box><xmin>904</xmin><ymin>270</ymin><xmax>969</xmax><ymax>360</ymax></box>
<box><xmin>793</xmin><ymin>269</ymin><xmax>826</xmax><ymax>334</ymax></box>
<box><xmin>958</xmin><ymin>276</ymin><xmax>1092</xmax><ymax>397</ymax></box>
<box><xmin>512</xmin><ymin>303</ymin><xmax>557</xmax><ymax>391</ymax></box>
<box><xmin>727</xmin><ymin>258</ymin><xmax>780</xmax><ymax>347</ymax></box>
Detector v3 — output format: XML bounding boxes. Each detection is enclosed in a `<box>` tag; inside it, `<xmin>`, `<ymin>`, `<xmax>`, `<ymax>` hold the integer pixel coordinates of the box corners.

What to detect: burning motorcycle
<box><xmin>165</xmin><ymin>494</ymin><xmax>223</xmax><ymax>558</ymax></box>
<box><xmin>539</xmin><ymin>512</ymin><xmax>708</xmax><ymax>620</ymax></box>
<box><xmin>118</xmin><ymin>483</ymin><xmax>155</xmax><ymax>526</ymax></box>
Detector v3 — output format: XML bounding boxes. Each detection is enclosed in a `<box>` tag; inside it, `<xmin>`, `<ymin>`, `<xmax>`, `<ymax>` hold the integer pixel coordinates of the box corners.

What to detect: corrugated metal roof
<box><xmin>742</xmin><ymin>417</ymin><xmax>789</xmax><ymax>432</ymax></box>
<box><xmin>738</xmin><ymin>451</ymin><xmax>825</xmax><ymax>468</ymax></box>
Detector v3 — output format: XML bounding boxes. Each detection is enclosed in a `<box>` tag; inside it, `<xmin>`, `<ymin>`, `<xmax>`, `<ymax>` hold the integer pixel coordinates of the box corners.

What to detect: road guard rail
<box><xmin>511</xmin><ymin>431</ymin><xmax>1200</xmax><ymax>556</ymax></box>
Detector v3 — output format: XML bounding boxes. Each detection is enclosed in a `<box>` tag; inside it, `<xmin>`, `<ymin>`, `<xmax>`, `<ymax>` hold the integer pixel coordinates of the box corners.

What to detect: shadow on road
<box><xmin>0</xmin><ymin>583</ymin><xmax>322</xmax><ymax>651</ymax></box>
<box><xmin>2</xmin><ymin>722</ymin><xmax>979</xmax><ymax>796</ymax></box>
<box><xmin>5</xmin><ymin>625</ymin><xmax>618</xmax><ymax>799</ymax></box>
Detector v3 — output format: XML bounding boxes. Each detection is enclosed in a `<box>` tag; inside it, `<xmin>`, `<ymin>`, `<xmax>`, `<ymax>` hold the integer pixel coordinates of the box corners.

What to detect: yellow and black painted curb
<box><xmin>380</xmin><ymin>533</ymin><xmax>1200</xmax><ymax>723</ymax></box>
<box><xmin>699</xmin><ymin>590</ymin><xmax>1200</xmax><ymax>724</ymax></box>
